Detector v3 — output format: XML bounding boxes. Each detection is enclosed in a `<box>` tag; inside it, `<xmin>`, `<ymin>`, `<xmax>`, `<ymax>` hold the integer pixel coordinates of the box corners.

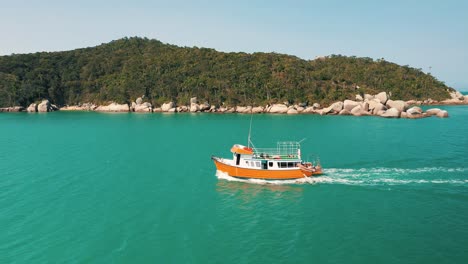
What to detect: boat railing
<box><xmin>249</xmin><ymin>141</ymin><xmax>303</xmax><ymax>160</ymax></box>
<box><xmin>252</xmin><ymin>147</ymin><xmax>300</xmax><ymax>160</ymax></box>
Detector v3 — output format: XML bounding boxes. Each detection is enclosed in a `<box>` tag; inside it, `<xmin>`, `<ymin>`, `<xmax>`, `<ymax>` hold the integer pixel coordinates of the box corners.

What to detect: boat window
<box><xmin>287</xmin><ymin>162</ymin><xmax>294</xmax><ymax>168</ymax></box>
<box><xmin>279</xmin><ymin>162</ymin><xmax>286</xmax><ymax>168</ymax></box>
<box><xmin>269</xmin><ymin>162</ymin><xmax>273</xmax><ymax>167</ymax></box>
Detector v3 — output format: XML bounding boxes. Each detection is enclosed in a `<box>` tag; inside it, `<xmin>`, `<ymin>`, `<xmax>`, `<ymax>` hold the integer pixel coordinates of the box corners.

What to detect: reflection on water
<box><xmin>215</xmin><ymin>171</ymin><xmax>307</xmax><ymax>203</ymax></box>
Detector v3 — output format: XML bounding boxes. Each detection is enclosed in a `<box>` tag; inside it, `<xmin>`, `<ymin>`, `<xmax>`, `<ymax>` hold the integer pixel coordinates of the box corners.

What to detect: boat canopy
<box><xmin>231</xmin><ymin>144</ymin><xmax>253</xmax><ymax>155</ymax></box>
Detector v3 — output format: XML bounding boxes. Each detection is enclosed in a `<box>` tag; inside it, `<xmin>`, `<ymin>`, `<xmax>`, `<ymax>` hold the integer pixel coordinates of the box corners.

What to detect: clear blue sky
<box><xmin>1</xmin><ymin>0</ymin><xmax>467</xmax><ymax>90</ymax></box>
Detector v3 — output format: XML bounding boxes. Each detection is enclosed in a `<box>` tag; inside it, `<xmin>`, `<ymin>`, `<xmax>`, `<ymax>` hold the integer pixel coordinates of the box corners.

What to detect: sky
<box><xmin>1</xmin><ymin>0</ymin><xmax>467</xmax><ymax>90</ymax></box>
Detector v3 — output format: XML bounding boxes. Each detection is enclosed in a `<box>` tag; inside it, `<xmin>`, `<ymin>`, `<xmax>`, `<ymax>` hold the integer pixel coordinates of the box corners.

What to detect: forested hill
<box><xmin>0</xmin><ymin>37</ymin><xmax>453</xmax><ymax>107</ymax></box>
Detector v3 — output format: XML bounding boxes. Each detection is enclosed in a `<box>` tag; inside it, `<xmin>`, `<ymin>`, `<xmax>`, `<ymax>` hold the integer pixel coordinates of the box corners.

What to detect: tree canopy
<box><xmin>0</xmin><ymin>37</ymin><xmax>453</xmax><ymax>107</ymax></box>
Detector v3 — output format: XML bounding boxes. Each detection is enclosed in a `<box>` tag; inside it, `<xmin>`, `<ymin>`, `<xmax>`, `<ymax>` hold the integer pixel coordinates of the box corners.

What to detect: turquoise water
<box><xmin>1</xmin><ymin>107</ymin><xmax>468</xmax><ymax>263</ymax></box>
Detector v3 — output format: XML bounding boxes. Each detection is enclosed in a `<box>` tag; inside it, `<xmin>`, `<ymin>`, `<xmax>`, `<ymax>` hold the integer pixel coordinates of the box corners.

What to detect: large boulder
<box><xmin>37</xmin><ymin>100</ymin><xmax>54</xmax><ymax>112</ymax></box>
<box><xmin>287</xmin><ymin>108</ymin><xmax>299</xmax><ymax>114</ymax></box>
<box><xmin>322</xmin><ymin>101</ymin><xmax>343</xmax><ymax>115</ymax></box>
<box><xmin>330</xmin><ymin>101</ymin><xmax>344</xmax><ymax>112</ymax></box>
<box><xmin>339</xmin><ymin>109</ymin><xmax>351</xmax><ymax>115</ymax></box>
<box><xmin>360</xmin><ymin>102</ymin><xmax>369</xmax><ymax>112</ymax></box>
<box><xmin>350</xmin><ymin>105</ymin><xmax>370</xmax><ymax>116</ymax></box>
<box><xmin>386</xmin><ymin>100</ymin><xmax>408</xmax><ymax>112</ymax></box>
<box><xmin>209</xmin><ymin>105</ymin><xmax>217</xmax><ymax>112</ymax></box>
<box><xmin>312</xmin><ymin>103</ymin><xmax>321</xmax><ymax>109</ymax></box>
<box><xmin>405</xmin><ymin>106</ymin><xmax>427</xmax><ymax>119</ymax></box>
<box><xmin>235</xmin><ymin>106</ymin><xmax>250</xmax><ymax>113</ymax></box>
<box><xmin>190</xmin><ymin>103</ymin><xmax>200</xmax><ymax>112</ymax></box>
<box><xmin>199</xmin><ymin>102</ymin><xmax>211</xmax><ymax>111</ymax></box>
<box><xmin>355</xmin><ymin>94</ymin><xmax>363</xmax><ymax>101</ymax></box>
<box><xmin>95</xmin><ymin>103</ymin><xmax>130</xmax><ymax>112</ymax></box>
<box><xmin>372</xmin><ymin>102</ymin><xmax>387</xmax><ymax>115</ymax></box>
<box><xmin>82</xmin><ymin>103</ymin><xmax>97</xmax><ymax>111</ymax></box>
<box><xmin>406</xmin><ymin>106</ymin><xmax>422</xmax><ymax>116</ymax></box>
<box><xmin>161</xmin><ymin>102</ymin><xmax>175</xmax><ymax>112</ymax></box>
<box><xmin>268</xmin><ymin>104</ymin><xmax>289</xmax><ymax>113</ymax></box>
<box><xmin>302</xmin><ymin>106</ymin><xmax>315</xmax><ymax>113</ymax></box>
<box><xmin>134</xmin><ymin>102</ymin><xmax>152</xmax><ymax>112</ymax></box>
<box><xmin>225</xmin><ymin>107</ymin><xmax>236</xmax><ymax>113</ymax></box>
<box><xmin>368</xmin><ymin>99</ymin><xmax>387</xmax><ymax>115</ymax></box>
<box><xmin>425</xmin><ymin>108</ymin><xmax>442</xmax><ymax>116</ymax></box>
<box><xmin>364</xmin><ymin>94</ymin><xmax>374</xmax><ymax>101</ymax></box>
<box><xmin>251</xmin><ymin>106</ymin><xmax>264</xmax><ymax>113</ymax></box>
<box><xmin>190</xmin><ymin>97</ymin><xmax>198</xmax><ymax>104</ymax></box>
<box><xmin>176</xmin><ymin>106</ymin><xmax>189</xmax><ymax>112</ymax></box>
<box><xmin>380</xmin><ymin>108</ymin><xmax>401</xmax><ymax>118</ymax></box>
<box><xmin>375</xmin><ymin>92</ymin><xmax>388</xmax><ymax>104</ymax></box>
<box><xmin>343</xmin><ymin>100</ymin><xmax>360</xmax><ymax>112</ymax></box>
<box><xmin>436</xmin><ymin>110</ymin><xmax>449</xmax><ymax>118</ymax></box>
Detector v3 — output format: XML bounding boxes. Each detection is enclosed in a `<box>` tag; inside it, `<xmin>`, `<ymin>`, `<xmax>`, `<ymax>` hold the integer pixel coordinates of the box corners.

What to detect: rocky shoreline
<box><xmin>2</xmin><ymin>91</ymin><xmax>467</xmax><ymax>118</ymax></box>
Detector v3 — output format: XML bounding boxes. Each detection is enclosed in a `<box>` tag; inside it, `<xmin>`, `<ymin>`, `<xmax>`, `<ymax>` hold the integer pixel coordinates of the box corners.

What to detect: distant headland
<box><xmin>0</xmin><ymin>37</ymin><xmax>467</xmax><ymax>118</ymax></box>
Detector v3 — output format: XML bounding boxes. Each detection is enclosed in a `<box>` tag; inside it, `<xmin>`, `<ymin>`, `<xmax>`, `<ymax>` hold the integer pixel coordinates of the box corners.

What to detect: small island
<box><xmin>0</xmin><ymin>37</ymin><xmax>466</xmax><ymax>118</ymax></box>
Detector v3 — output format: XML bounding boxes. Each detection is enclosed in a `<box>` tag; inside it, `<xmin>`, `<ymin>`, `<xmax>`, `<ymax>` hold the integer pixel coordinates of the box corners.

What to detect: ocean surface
<box><xmin>1</xmin><ymin>106</ymin><xmax>468</xmax><ymax>263</ymax></box>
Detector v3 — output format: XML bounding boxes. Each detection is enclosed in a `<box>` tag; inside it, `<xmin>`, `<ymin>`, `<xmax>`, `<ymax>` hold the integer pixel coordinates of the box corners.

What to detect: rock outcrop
<box><xmin>134</xmin><ymin>102</ymin><xmax>152</xmax><ymax>112</ymax></box>
<box><xmin>37</xmin><ymin>100</ymin><xmax>56</xmax><ymax>112</ymax></box>
<box><xmin>27</xmin><ymin>103</ymin><xmax>37</xmax><ymax>112</ymax></box>
<box><xmin>199</xmin><ymin>103</ymin><xmax>211</xmax><ymax>112</ymax></box>
<box><xmin>95</xmin><ymin>103</ymin><xmax>130</xmax><ymax>112</ymax></box>
<box><xmin>380</xmin><ymin>108</ymin><xmax>400</xmax><ymax>118</ymax></box>
<box><xmin>425</xmin><ymin>108</ymin><xmax>442</xmax><ymax>116</ymax></box>
<box><xmin>339</xmin><ymin>109</ymin><xmax>351</xmax><ymax>115</ymax></box>
<box><xmin>436</xmin><ymin>110</ymin><xmax>449</xmax><ymax>118</ymax></box>
<box><xmin>60</xmin><ymin>103</ymin><xmax>97</xmax><ymax>111</ymax></box>
<box><xmin>268</xmin><ymin>104</ymin><xmax>288</xmax><ymax>113</ymax></box>
<box><xmin>251</xmin><ymin>106</ymin><xmax>264</xmax><ymax>113</ymax></box>
<box><xmin>190</xmin><ymin>103</ymin><xmax>200</xmax><ymax>112</ymax></box>
<box><xmin>321</xmin><ymin>102</ymin><xmax>343</xmax><ymax>115</ymax></box>
<box><xmin>343</xmin><ymin>100</ymin><xmax>359</xmax><ymax>112</ymax></box>
<box><xmin>375</xmin><ymin>92</ymin><xmax>388</xmax><ymax>104</ymax></box>
<box><xmin>0</xmin><ymin>106</ymin><xmax>24</xmax><ymax>112</ymax></box>
<box><xmin>386</xmin><ymin>100</ymin><xmax>408</xmax><ymax>112</ymax></box>
<box><xmin>131</xmin><ymin>97</ymin><xmax>152</xmax><ymax>112</ymax></box>
<box><xmin>161</xmin><ymin>102</ymin><xmax>175</xmax><ymax>112</ymax></box>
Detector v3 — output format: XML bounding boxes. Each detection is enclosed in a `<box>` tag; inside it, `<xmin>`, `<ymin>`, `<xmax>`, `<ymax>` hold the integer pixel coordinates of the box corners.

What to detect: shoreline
<box><xmin>2</xmin><ymin>91</ymin><xmax>467</xmax><ymax>119</ymax></box>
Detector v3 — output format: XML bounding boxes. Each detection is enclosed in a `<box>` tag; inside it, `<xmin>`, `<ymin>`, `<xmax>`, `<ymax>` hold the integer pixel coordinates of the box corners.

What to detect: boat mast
<box><xmin>248</xmin><ymin>112</ymin><xmax>253</xmax><ymax>148</ymax></box>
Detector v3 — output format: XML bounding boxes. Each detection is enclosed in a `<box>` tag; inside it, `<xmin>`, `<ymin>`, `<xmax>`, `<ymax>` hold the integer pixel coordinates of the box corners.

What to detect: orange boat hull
<box><xmin>212</xmin><ymin>157</ymin><xmax>322</xmax><ymax>180</ymax></box>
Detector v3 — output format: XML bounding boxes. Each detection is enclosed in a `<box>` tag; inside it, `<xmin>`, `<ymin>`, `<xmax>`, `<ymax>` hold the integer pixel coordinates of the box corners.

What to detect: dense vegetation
<box><xmin>0</xmin><ymin>37</ymin><xmax>453</xmax><ymax>108</ymax></box>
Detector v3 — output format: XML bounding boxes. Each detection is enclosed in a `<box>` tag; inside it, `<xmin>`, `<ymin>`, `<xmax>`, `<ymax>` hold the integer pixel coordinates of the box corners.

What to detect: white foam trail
<box><xmin>215</xmin><ymin>167</ymin><xmax>468</xmax><ymax>186</ymax></box>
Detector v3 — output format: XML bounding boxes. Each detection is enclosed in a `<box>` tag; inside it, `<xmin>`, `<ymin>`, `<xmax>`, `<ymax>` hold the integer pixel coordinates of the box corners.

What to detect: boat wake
<box><xmin>216</xmin><ymin>167</ymin><xmax>468</xmax><ymax>186</ymax></box>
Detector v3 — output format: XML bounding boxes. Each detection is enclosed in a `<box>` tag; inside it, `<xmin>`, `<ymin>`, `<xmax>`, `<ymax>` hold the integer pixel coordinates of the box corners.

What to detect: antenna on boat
<box><xmin>248</xmin><ymin>111</ymin><xmax>253</xmax><ymax>148</ymax></box>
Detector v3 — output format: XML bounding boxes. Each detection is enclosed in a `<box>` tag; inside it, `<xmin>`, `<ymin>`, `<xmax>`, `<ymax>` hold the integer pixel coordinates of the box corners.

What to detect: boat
<box><xmin>212</xmin><ymin>141</ymin><xmax>323</xmax><ymax>180</ymax></box>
